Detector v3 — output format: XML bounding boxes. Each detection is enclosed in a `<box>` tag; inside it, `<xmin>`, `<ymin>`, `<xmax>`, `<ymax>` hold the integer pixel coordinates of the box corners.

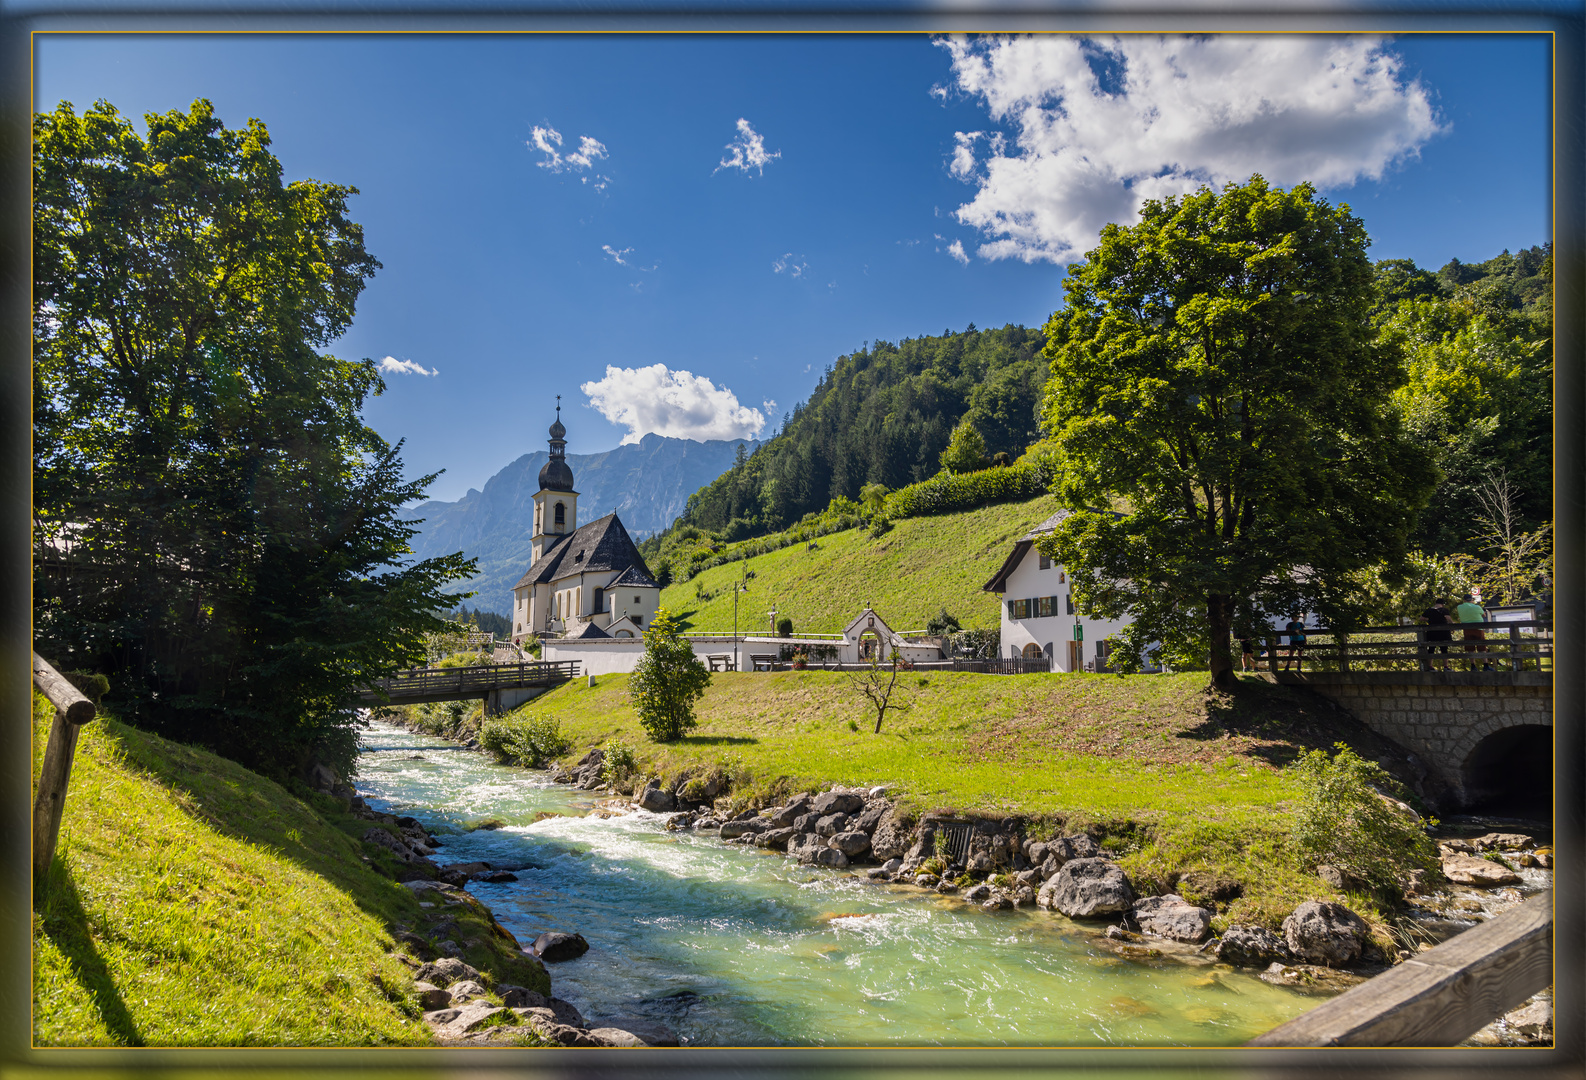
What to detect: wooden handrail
<box><xmin>32</xmin><ymin>652</ymin><xmax>99</xmax><ymax>904</ymax></box>
<box><xmin>1247</xmin><ymin>891</ymin><xmax>1552</xmax><ymax>1047</ymax></box>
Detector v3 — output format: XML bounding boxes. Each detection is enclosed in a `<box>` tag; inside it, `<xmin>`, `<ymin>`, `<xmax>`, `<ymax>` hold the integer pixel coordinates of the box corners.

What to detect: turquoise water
<box><xmin>354</xmin><ymin>720</ymin><xmax>1316</xmax><ymax>1047</ymax></box>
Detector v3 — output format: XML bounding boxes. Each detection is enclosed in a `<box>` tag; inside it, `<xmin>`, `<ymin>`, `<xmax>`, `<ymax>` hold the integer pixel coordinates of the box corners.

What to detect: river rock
<box><xmin>1216</xmin><ymin>925</ymin><xmax>1294</xmax><ymax>967</ymax></box>
<box><xmin>414</xmin><ymin>957</ymin><xmax>480</xmax><ymax>987</ymax></box>
<box><xmin>935</xmin><ymin>878</ymin><xmax>959</xmax><ymax>894</ymax></box>
<box><xmin>914</xmin><ymin>873</ymin><xmax>940</xmax><ymax>888</ymax></box>
<box><xmin>1441</xmin><ymin>852</ymin><xmax>1522</xmax><ymax>886</ymax></box>
<box><xmin>1132</xmin><ymin>894</ymin><xmax>1213</xmax><ymax>943</ymax></box>
<box><xmin>1473</xmin><ymin>832</ymin><xmax>1535</xmax><ymax>852</ymax></box>
<box><xmin>515</xmin><ymin>1009</ymin><xmax>601</xmax><ymax>1047</ymax></box>
<box><xmin>362</xmin><ymin>827</ymin><xmax>417</xmax><ymax>861</ymax></box>
<box><xmin>1050</xmin><ymin>834</ymin><xmax>1101</xmax><ymax>864</ymax></box>
<box><xmin>431</xmin><ymin>1002</ymin><xmax>510</xmax><ymax>1036</ymax></box>
<box><xmin>814</xmin><ymin>813</ymin><xmax>851</xmax><ymax>837</ymax></box>
<box><xmin>1259</xmin><ymin>961</ymin><xmax>1370</xmax><ymax>996</ymax></box>
<box><xmin>1012</xmin><ymin>885</ymin><xmax>1037</xmax><ymax>907</ymax></box>
<box><xmin>811</xmin><ymin>847</ymin><xmax>849</xmax><ymax>868</ymax></box>
<box><xmin>981</xmin><ymin>894</ymin><xmax>1014</xmax><ymax>912</ymax></box>
<box><xmin>962</xmin><ymin>883</ymin><xmax>993</xmax><ymax>902</ymax></box>
<box><xmin>471</xmin><ymin>870</ymin><xmax>518</xmax><ymax>883</ymax></box>
<box><xmin>829</xmin><ymin>830</ymin><xmax>871</xmax><ymax>856</ymax></box>
<box><xmin>811</xmin><ymin>791</ymin><xmax>864</xmax><ymax>816</ymax></box>
<box><xmin>1015</xmin><ymin>869</ymin><xmax>1041</xmax><ymax>889</ymax></box>
<box><xmin>788</xmin><ymin>833</ymin><xmax>827</xmax><ymax>864</ymax></box>
<box><xmin>1281</xmin><ymin>901</ymin><xmax>1369</xmax><ymax>965</ymax></box>
<box><xmin>852</xmin><ymin>801</ymin><xmax>889</xmax><ymax>833</ymax></box>
<box><xmin>588</xmin><ymin>1017</ymin><xmax>680</xmax><ymax>1047</ymax></box>
<box><xmin>755</xmin><ymin>827</ymin><xmax>797</xmax><ymax>851</ymax></box>
<box><xmin>497</xmin><ymin>985</ymin><xmax>544</xmax><ymax>1008</ymax></box>
<box><xmin>769</xmin><ymin>795</ymin><xmax>813</xmax><ymax>828</ymax></box>
<box><xmin>720</xmin><ymin>819</ymin><xmax>766</xmax><ymax>840</ymax></box>
<box><xmin>636</xmin><ymin>785</ymin><xmax>675</xmax><ymax>813</ymax></box>
<box><xmin>447</xmin><ymin>979</ymin><xmax>489</xmax><ymax>1003</ymax></box>
<box><xmin>413</xmin><ymin>981</ymin><xmax>451</xmax><ymax>1010</ymax></box>
<box><xmin>532</xmin><ymin>931</ymin><xmax>590</xmax><ymax>962</ymax></box>
<box><xmin>1037</xmin><ymin>858</ymin><xmax>1135</xmax><ymax>918</ymax></box>
<box><xmin>868</xmin><ymin>810</ymin><xmax>911</xmax><ymax>861</ymax></box>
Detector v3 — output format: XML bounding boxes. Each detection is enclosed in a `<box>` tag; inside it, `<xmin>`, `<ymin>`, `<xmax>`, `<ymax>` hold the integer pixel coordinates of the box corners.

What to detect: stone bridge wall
<box><xmin>1273</xmin><ymin>672</ymin><xmax>1552</xmax><ymax>807</ymax></box>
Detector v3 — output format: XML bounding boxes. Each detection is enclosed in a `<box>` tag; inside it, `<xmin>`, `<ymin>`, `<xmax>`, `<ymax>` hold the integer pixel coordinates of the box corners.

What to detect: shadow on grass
<box><xmin>1175</xmin><ymin>678</ymin><xmax>1413</xmax><ymax>771</ymax></box>
<box><xmin>37</xmin><ymin>859</ymin><xmax>144</xmax><ymax>1046</ymax></box>
<box><xmin>675</xmin><ymin>735</ymin><xmax>758</xmax><ymax>747</ymax></box>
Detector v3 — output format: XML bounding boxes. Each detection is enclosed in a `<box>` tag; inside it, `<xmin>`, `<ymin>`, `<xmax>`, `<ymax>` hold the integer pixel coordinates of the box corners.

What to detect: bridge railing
<box><xmin>360</xmin><ymin>660</ymin><xmax>581</xmax><ymax>701</ymax></box>
<box><xmin>1263</xmin><ymin>620</ymin><xmax>1552</xmax><ymax>674</ymax></box>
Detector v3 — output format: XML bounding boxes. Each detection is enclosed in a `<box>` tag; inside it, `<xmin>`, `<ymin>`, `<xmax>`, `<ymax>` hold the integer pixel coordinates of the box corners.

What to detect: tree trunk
<box><xmin>1208</xmin><ymin>593</ymin><xmax>1236</xmax><ymax>690</ymax></box>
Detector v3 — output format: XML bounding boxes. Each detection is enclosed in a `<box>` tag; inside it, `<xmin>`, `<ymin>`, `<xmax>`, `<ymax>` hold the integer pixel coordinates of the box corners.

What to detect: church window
<box><xmin>1039</xmin><ymin>553</ymin><xmax>1051</xmax><ymax>570</ymax></box>
<box><xmin>554</xmin><ymin>502</ymin><xmax>565</xmax><ymax>526</ymax></box>
<box><xmin>594</xmin><ymin>587</ymin><xmax>605</xmax><ymax>613</ymax></box>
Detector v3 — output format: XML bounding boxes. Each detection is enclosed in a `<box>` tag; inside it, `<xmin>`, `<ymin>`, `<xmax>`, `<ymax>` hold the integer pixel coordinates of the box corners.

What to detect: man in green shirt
<box><xmin>1455</xmin><ymin>594</ymin><xmax>1491</xmax><ymax>670</ymax></box>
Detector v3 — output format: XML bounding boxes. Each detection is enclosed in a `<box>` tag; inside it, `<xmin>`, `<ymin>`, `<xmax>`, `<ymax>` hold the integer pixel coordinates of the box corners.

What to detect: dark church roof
<box><xmin>512</xmin><ymin>513</ymin><xmax>655</xmax><ymax>591</ymax></box>
<box><xmin>608</xmin><ymin>564</ymin><xmax>660</xmax><ymax>589</ymax></box>
<box><xmin>538</xmin><ymin>457</ymin><xmax>576</xmax><ymax>492</ymax></box>
<box><xmin>565</xmin><ymin>620</ymin><xmax>610</xmax><ymax>639</ymax></box>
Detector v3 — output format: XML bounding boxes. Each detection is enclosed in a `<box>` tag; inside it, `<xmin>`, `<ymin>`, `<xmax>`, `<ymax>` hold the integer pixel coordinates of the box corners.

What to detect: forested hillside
<box><xmin>678</xmin><ymin>324</ymin><xmax>1048</xmax><ymax>538</ymax></box>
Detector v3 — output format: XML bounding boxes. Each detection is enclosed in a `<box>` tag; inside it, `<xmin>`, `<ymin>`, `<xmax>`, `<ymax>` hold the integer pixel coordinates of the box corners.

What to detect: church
<box><xmin>511</xmin><ymin>407</ymin><xmax>660</xmax><ymax>645</ymax></box>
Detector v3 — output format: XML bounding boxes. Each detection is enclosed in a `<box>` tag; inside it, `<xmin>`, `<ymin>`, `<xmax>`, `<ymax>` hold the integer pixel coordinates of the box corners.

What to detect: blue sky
<box><xmin>35</xmin><ymin>32</ymin><xmax>1551</xmax><ymax>502</ymax></box>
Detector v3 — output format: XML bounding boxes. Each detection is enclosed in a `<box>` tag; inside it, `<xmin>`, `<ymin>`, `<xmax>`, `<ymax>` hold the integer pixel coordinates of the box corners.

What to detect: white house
<box><xmin>982</xmin><ymin>510</ymin><xmax>1137</xmax><ymax>672</ymax></box>
<box><xmin>511</xmin><ymin>409</ymin><xmax>660</xmax><ymax>644</ymax></box>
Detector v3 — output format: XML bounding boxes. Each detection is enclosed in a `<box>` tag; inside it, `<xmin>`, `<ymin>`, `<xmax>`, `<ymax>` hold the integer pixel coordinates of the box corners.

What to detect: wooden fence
<box><xmin>31</xmin><ymin>652</ymin><xmax>97</xmax><ymax>903</ymax></box>
<box><xmin>1248</xmin><ymin>890</ymin><xmax>1552</xmax><ymax>1046</ymax></box>
<box><xmin>1262</xmin><ymin>620</ymin><xmax>1552</xmax><ymax>674</ymax></box>
<box><xmin>357</xmin><ymin>660</ymin><xmax>581</xmax><ymax>705</ymax></box>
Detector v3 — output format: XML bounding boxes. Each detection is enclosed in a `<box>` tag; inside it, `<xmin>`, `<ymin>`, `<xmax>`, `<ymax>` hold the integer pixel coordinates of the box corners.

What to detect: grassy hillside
<box><xmin>30</xmin><ymin>692</ymin><xmax>541</xmax><ymax>1046</ymax></box>
<box><xmin>522</xmin><ymin>669</ymin><xmax>1420</xmax><ymax>935</ymax></box>
<box><xmin>659</xmin><ymin>495</ymin><xmax>1060</xmax><ymax>634</ymax></box>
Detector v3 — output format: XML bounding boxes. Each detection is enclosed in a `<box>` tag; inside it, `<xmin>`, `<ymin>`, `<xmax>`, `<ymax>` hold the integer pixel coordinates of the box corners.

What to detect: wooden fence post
<box><xmin>31</xmin><ymin>652</ymin><xmax>97</xmax><ymax>904</ymax></box>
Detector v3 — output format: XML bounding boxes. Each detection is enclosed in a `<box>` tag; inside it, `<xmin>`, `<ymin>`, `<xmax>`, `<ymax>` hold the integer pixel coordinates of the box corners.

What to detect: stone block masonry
<box><xmin>1270</xmin><ymin>672</ymin><xmax>1552</xmax><ymax>808</ymax></box>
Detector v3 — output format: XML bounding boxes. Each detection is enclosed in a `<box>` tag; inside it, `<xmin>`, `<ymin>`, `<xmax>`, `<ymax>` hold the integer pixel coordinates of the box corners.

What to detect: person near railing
<box><xmin>1420</xmin><ymin>596</ymin><xmax>1453</xmax><ymax>672</ymax></box>
<box><xmin>1456</xmin><ymin>594</ymin><xmax>1493</xmax><ymax>671</ymax></box>
<box><xmin>1281</xmin><ymin>614</ymin><xmax>1307</xmax><ymax>671</ymax></box>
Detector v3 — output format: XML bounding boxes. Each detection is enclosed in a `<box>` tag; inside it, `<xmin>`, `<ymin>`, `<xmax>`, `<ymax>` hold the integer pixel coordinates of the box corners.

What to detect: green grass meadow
<box><xmin>659</xmin><ymin>496</ymin><xmax>1061</xmax><ymax>634</ymax></box>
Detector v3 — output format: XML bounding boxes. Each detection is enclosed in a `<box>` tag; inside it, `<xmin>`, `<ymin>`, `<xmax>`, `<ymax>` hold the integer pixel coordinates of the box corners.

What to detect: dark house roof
<box><xmin>565</xmin><ymin>620</ymin><xmax>610</xmax><ymax>639</ymax></box>
<box><xmin>512</xmin><ymin>513</ymin><xmax>655</xmax><ymax>591</ymax></box>
<box><xmin>608</xmin><ymin>564</ymin><xmax>660</xmax><ymax>589</ymax></box>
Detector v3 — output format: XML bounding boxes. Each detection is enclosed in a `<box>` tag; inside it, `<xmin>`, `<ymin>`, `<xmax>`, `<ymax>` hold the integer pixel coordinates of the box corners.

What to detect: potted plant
<box><xmin>790</xmin><ymin>650</ymin><xmax>809</xmax><ymax>671</ymax></box>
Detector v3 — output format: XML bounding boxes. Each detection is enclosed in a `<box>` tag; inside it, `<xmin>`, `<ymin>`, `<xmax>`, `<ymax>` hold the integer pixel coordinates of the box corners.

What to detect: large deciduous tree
<box><xmin>1038</xmin><ymin>176</ymin><xmax>1437</xmax><ymax>689</ymax></box>
<box><xmin>32</xmin><ymin>99</ymin><xmax>474</xmax><ymax>780</ymax></box>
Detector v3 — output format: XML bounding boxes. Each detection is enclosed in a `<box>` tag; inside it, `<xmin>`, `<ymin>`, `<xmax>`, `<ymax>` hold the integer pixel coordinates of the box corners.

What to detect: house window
<box><xmin>1009</xmin><ymin>599</ymin><xmax>1032</xmax><ymax>620</ymax></box>
<box><xmin>633</xmin><ymin>596</ymin><xmax>642</xmax><ymax>604</ymax></box>
<box><xmin>554</xmin><ymin>502</ymin><xmax>565</xmax><ymax>526</ymax></box>
<box><xmin>633</xmin><ymin>614</ymin><xmax>643</xmax><ymax>627</ymax></box>
<box><xmin>1036</xmin><ymin>596</ymin><xmax>1057</xmax><ymax>618</ymax></box>
<box><xmin>1039</xmin><ymin>553</ymin><xmax>1051</xmax><ymax>570</ymax></box>
<box><xmin>1066</xmin><ymin>594</ymin><xmax>1074</xmax><ymax>616</ymax></box>
<box><xmin>594</xmin><ymin>587</ymin><xmax>605</xmax><ymax>613</ymax></box>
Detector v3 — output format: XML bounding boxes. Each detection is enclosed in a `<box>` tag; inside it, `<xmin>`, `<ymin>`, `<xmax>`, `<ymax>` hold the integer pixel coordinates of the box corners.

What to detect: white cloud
<box><xmin>602</xmin><ymin>245</ymin><xmax>634</xmax><ymax>266</ymax></box>
<box><xmin>581</xmin><ymin>364</ymin><xmax>767</xmax><ymax>444</ymax></box>
<box><xmin>773</xmin><ymin>253</ymin><xmax>809</xmax><ymax>278</ymax></box>
<box><xmin>529</xmin><ymin>124</ymin><xmax>609</xmax><ymax>176</ymax></box>
<box><xmin>378</xmin><ymin>356</ymin><xmax>437</xmax><ymax>377</ymax></box>
<box><xmin>762</xmin><ymin>399</ymin><xmax>777</xmax><ymax>414</ymax></box>
<box><xmin>947</xmin><ymin>240</ymin><xmax>970</xmax><ymax>265</ymax></box>
<box><xmin>716</xmin><ymin>118</ymin><xmax>781</xmax><ymax>176</ymax></box>
<box><xmin>938</xmin><ymin>35</ymin><xmax>1444</xmax><ymax>264</ymax></box>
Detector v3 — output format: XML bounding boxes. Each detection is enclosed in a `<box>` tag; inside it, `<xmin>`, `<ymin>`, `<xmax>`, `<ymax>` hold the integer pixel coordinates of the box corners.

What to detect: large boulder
<box><xmin>635</xmin><ymin>785</ymin><xmax>675</xmax><ymax>813</ymax></box>
<box><xmin>755</xmin><ymin>827</ymin><xmax>797</xmax><ymax>852</ymax></box>
<box><xmin>1441</xmin><ymin>852</ymin><xmax>1522</xmax><ymax>887</ymax></box>
<box><xmin>719</xmin><ymin>819</ymin><xmax>765</xmax><ymax>840</ymax></box>
<box><xmin>362</xmin><ymin>827</ymin><xmax>416</xmax><ymax>862</ymax></box>
<box><xmin>532</xmin><ymin>931</ymin><xmax>590</xmax><ymax>962</ymax></box>
<box><xmin>788</xmin><ymin>833</ymin><xmax>827</xmax><ymax>864</ymax></box>
<box><xmin>868</xmin><ymin>810</ymin><xmax>911</xmax><ymax>861</ymax></box>
<box><xmin>1037</xmin><ymin>858</ymin><xmax>1135</xmax><ymax>918</ymax></box>
<box><xmin>1216</xmin><ymin>925</ymin><xmax>1294</xmax><ymax>967</ymax></box>
<box><xmin>1282</xmin><ymin>901</ymin><xmax>1369</xmax><ymax>966</ymax></box>
<box><xmin>829</xmin><ymin>831</ymin><xmax>871</xmax><ymax>856</ymax></box>
<box><xmin>768</xmin><ymin>795</ymin><xmax>813</xmax><ymax>828</ymax></box>
<box><xmin>1049</xmin><ymin>834</ymin><xmax>1101</xmax><ymax>864</ymax></box>
<box><xmin>414</xmin><ymin>957</ymin><xmax>480</xmax><ymax>988</ymax></box>
<box><xmin>810</xmin><ymin>790</ymin><xmax>864</xmax><ymax>816</ymax></box>
<box><xmin>1132</xmin><ymin>894</ymin><xmax>1213</xmax><ymax>943</ymax></box>
<box><xmin>814</xmin><ymin>813</ymin><xmax>851</xmax><ymax>837</ymax></box>
<box><xmin>852</xmin><ymin>801</ymin><xmax>889</xmax><ymax>833</ymax></box>
<box><xmin>811</xmin><ymin>847</ymin><xmax>849</xmax><ymax>868</ymax></box>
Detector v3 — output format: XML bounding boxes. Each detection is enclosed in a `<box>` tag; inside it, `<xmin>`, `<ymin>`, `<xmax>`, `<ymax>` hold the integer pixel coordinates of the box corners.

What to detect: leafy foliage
<box><xmin>1289</xmin><ymin>744</ymin><xmax>1439</xmax><ymax>897</ymax></box>
<box><xmin>479</xmin><ymin>712</ymin><xmax>572</xmax><ymax>768</ymax></box>
<box><xmin>1450</xmin><ymin>471</ymin><xmax>1553</xmax><ymax>607</ymax></box>
<box><xmin>31</xmin><ymin>98</ymin><xmax>473</xmax><ymax>781</ymax></box>
<box><xmin>939</xmin><ymin>418</ymin><xmax>989</xmax><ymax>473</ymax></box>
<box><xmin>882</xmin><ymin>455</ymin><xmax>1054</xmax><ymax>519</ymax></box>
<box><xmin>629</xmin><ymin>608</ymin><xmax>711</xmax><ymax>741</ymax></box>
<box><xmin>599</xmin><ymin>739</ymin><xmax>639</xmax><ymax>786</ymax></box>
<box><xmin>1038</xmin><ymin>176</ymin><xmax>1437</xmax><ymax>687</ymax></box>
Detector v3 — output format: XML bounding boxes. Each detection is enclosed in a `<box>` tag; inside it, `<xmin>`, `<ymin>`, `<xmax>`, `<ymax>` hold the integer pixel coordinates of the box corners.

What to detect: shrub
<box><xmin>883</xmin><ymin>459</ymin><xmax>1053</xmax><ymax>520</ymax></box>
<box><xmin>939</xmin><ymin>419</ymin><xmax>989</xmax><ymax>474</ymax></box>
<box><xmin>600</xmin><ymin>739</ymin><xmax>638</xmax><ymax>787</ymax></box>
<box><xmin>629</xmin><ymin>608</ymin><xmax>711</xmax><ymax>742</ymax></box>
<box><xmin>776</xmin><ymin>617</ymin><xmax>793</xmax><ymax>638</ymax></box>
<box><xmin>1289</xmin><ymin>743</ymin><xmax>1440</xmax><ymax>897</ymax></box>
<box><xmin>479</xmin><ymin>713</ymin><xmax>572</xmax><ymax>768</ymax></box>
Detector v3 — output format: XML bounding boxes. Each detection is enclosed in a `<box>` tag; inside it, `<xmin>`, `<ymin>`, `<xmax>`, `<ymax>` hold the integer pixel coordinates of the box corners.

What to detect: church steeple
<box><xmin>531</xmin><ymin>397</ymin><xmax>578</xmax><ymax>564</ymax></box>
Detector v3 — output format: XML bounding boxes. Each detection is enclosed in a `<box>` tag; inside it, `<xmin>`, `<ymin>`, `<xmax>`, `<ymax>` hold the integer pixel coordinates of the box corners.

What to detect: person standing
<box><xmin>1455</xmin><ymin>593</ymin><xmax>1491</xmax><ymax>670</ymax></box>
<box><xmin>1421</xmin><ymin>597</ymin><xmax>1453</xmax><ymax>671</ymax></box>
<box><xmin>1282</xmin><ymin>614</ymin><xmax>1307</xmax><ymax>671</ymax></box>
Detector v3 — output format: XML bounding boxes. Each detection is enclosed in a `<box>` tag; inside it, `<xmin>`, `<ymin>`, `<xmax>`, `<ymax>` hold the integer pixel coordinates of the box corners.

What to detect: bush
<box><xmin>479</xmin><ymin>713</ymin><xmax>572</xmax><ymax>768</ymax></box>
<box><xmin>629</xmin><ymin>608</ymin><xmax>711</xmax><ymax>742</ymax></box>
<box><xmin>1289</xmin><ymin>743</ymin><xmax>1440</xmax><ymax>897</ymax></box>
<box><xmin>776</xmin><ymin>617</ymin><xmax>793</xmax><ymax>638</ymax></box>
<box><xmin>600</xmin><ymin>739</ymin><xmax>638</xmax><ymax>787</ymax></box>
<box><xmin>883</xmin><ymin>459</ymin><xmax>1053</xmax><ymax>520</ymax></box>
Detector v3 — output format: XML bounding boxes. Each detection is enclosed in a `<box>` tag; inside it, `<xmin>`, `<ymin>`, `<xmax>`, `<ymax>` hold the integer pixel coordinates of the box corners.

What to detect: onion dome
<box><xmin>538</xmin><ymin>456</ymin><xmax>575</xmax><ymax>492</ymax></box>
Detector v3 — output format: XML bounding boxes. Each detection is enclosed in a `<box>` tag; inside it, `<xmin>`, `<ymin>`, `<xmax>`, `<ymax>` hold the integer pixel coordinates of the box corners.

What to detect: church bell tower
<box><xmin>531</xmin><ymin>397</ymin><xmax>579</xmax><ymax>564</ymax></box>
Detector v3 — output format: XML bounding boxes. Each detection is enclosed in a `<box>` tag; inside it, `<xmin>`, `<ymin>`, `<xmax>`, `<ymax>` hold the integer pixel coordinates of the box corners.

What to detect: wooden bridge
<box><xmin>357</xmin><ymin>660</ymin><xmax>581</xmax><ymax>710</ymax></box>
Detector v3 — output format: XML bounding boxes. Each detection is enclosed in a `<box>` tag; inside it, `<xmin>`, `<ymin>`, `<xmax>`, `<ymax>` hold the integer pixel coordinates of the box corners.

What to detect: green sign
<box><xmin>1073</xmin><ymin>622</ymin><xmax>1084</xmax><ymax>641</ymax></box>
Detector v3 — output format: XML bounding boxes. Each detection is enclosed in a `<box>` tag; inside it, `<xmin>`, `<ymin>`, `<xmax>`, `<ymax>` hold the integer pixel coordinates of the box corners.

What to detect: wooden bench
<box><xmin>706</xmin><ymin>654</ymin><xmax>736</xmax><ymax>672</ymax></box>
<box><xmin>750</xmin><ymin>654</ymin><xmax>778</xmax><ymax>672</ymax></box>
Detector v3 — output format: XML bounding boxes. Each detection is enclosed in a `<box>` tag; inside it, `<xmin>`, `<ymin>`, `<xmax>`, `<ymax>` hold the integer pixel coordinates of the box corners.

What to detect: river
<box><xmin>353</xmin><ymin>719</ymin><xmax>1328</xmax><ymax>1046</ymax></box>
